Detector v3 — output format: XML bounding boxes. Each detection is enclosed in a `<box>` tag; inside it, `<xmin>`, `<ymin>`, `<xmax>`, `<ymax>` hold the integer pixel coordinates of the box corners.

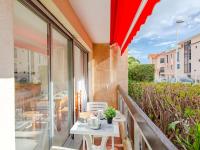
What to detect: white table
<box><xmin>70</xmin><ymin>120</ymin><xmax>119</xmax><ymax>150</ymax></box>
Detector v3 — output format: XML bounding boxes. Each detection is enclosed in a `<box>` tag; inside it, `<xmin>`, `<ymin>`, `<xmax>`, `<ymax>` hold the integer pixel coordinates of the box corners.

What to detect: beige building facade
<box><xmin>177</xmin><ymin>34</ymin><xmax>200</xmax><ymax>82</ymax></box>
<box><xmin>149</xmin><ymin>33</ymin><xmax>200</xmax><ymax>82</ymax></box>
<box><xmin>149</xmin><ymin>49</ymin><xmax>176</xmax><ymax>81</ymax></box>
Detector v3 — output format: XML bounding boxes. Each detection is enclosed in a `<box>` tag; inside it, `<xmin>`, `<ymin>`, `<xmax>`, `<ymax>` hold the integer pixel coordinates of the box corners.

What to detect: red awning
<box><xmin>110</xmin><ymin>0</ymin><xmax>160</xmax><ymax>55</ymax></box>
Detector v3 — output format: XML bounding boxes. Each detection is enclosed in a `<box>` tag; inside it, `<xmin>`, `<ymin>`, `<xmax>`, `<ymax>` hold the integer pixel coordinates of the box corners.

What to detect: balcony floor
<box><xmin>64</xmin><ymin>135</ymin><xmax>123</xmax><ymax>150</ymax></box>
<box><xmin>81</xmin><ymin>137</ymin><xmax>123</xmax><ymax>150</ymax></box>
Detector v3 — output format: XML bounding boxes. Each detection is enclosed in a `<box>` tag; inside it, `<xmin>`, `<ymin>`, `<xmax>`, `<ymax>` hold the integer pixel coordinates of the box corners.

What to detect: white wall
<box><xmin>191</xmin><ymin>38</ymin><xmax>200</xmax><ymax>81</ymax></box>
<box><xmin>176</xmin><ymin>46</ymin><xmax>185</xmax><ymax>78</ymax></box>
<box><xmin>0</xmin><ymin>0</ymin><xmax>15</xmax><ymax>149</ymax></box>
<box><xmin>178</xmin><ymin>35</ymin><xmax>200</xmax><ymax>81</ymax></box>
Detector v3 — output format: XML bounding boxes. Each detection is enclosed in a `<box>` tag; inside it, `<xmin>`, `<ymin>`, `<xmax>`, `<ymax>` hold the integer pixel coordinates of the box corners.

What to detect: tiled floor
<box><xmin>65</xmin><ymin>135</ymin><xmax>123</xmax><ymax>150</ymax></box>
<box><xmin>82</xmin><ymin>137</ymin><xmax>123</xmax><ymax>150</ymax></box>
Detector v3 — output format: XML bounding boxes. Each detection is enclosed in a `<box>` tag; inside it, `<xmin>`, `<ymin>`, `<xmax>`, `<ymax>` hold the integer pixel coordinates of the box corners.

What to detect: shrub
<box><xmin>128</xmin><ymin>64</ymin><xmax>154</xmax><ymax>82</ymax></box>
<box><xmin>128</xmin><ymin>56</ymin><xmax>154</xmax><ymax>82</ymax></box>
<box><xmin>129</xmin><ymin>82</ymin><xmax>200</xmax><ymax>149</ymax></box>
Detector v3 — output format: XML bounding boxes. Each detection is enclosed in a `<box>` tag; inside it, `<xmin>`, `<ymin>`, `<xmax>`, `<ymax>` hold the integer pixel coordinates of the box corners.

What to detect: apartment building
<box><xmin>149</xmin><ymin>33</ymin><xmax>200</xmax><ymax>82</ymax></box>
<box><xmin>177</xmin><ymin>34</ymin><xmax>200</xmax><ymax>82</ymax></box>
<box><xmin>149</xmin><ymin>49</ymin><xmax>176</xmax><ymax>81</ymax></box>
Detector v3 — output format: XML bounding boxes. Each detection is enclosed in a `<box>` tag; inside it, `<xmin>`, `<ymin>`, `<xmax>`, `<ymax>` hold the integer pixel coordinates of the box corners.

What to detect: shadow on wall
<box><xmin>93</xmin><ymin>44</ymin><xmax>128</xmax><ymax>108</ymax></box>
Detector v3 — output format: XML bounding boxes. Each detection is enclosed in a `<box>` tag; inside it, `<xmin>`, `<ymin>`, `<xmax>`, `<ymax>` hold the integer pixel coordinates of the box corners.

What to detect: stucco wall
<box><xmin>92</xmin><ymin>44</ymin><xmax>128</xmax><ymax>108</ymax></box>
<box><xmin>177</xmin><ymin>46</ymin><xmax>185</xmax><ymax>78</ymax></box>
<box><xmin>0</xmin><ymin>0</ymin><xmax>15</xmax><ymax>149</ymax></box>
<box><xmin>191</xmin><ymin>36</ymin><xmax>200</xmax><ymax>81</ymax></box>
<box><xmin>150</xmin><ymin>50</ymin><xmax>175</xmax><ymax>81</ymax></box>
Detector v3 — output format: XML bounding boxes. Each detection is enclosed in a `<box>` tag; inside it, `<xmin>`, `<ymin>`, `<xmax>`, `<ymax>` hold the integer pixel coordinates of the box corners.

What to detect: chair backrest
<box><xmin>51</xmin><ymin>146</ymin><xmax>77</xmax><ymax>150</ymax></box>
<box><xmin>87</xmin><ymin>102</ymin><xmax>108</xmax><ymax>112</ymax></box>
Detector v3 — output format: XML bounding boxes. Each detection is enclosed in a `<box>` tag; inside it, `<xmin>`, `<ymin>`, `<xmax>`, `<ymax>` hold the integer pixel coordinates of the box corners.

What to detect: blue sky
<box><xmin>128</xmin><ymin>0</ymin><xmax>200</xmax><ymax>64</ymax></box>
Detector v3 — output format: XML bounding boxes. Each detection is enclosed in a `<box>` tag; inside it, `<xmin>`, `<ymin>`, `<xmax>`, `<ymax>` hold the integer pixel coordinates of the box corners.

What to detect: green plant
<box><xmin>104</xmin><ymin>107</ymin><xmax>116</xmax><ymax>119</ymax></box>
<box><xmin>128</xmin><ymin>55</ymin><xmax>154</xmax><ymax>82</ymax></box>
<box><xmin>193</xmin><ymin>123</ymin><xmax>200</xmax><ymax>150</ymax></box>
<box><xmin>184</xmin><ymin>107</ymin><xmax>195</xmax><ymax>118</ymax></box>
<box><xmin>168</xmin><ymin>121</ymin><xmax>180</xmax><ymax>131</ymax></box>
<box><xmin>175</xmin><ymin>123</ymin><xmax>200</xmax><ymax>150</ymax></box>
<box><xmin>128</xmin><ymin>82</ymin><xmax>200</xmax><ymax>149</ymax></box>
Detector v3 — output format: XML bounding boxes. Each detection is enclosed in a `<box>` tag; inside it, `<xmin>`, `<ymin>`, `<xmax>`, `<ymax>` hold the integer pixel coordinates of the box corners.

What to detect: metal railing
<box><xmin>117</xmin><ymin>85</ymin><xmax>178</xmax><ymax>150</ymax></box>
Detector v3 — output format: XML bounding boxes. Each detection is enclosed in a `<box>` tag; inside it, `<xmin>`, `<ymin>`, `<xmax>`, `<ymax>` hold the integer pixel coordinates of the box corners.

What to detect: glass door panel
<box><xmin>14</xmin><ymin>1</ymin><xmax>49</xmax><ymax>150</ymax></box>
<box><xmin>74</xmin><ymin>46</ymin><xmax>88</xmax><ymax>120</ymax></box>
<box><xmin>51</xmin><ymin>28</ymin><xmax>72</xmax><ymax>146</ymax></box>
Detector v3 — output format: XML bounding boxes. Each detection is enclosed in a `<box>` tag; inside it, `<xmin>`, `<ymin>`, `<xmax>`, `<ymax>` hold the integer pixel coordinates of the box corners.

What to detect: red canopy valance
<box><xmin>110</xmin><ymin>0</ymin><xmax>160</xmax><ymax>55</ymax></box>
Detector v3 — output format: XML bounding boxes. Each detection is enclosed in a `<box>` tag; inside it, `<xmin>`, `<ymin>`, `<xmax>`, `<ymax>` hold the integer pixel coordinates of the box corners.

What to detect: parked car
<box><xmin>155</xmin><ymin>78</ymin><xmax>167</xmax><ymax>83</ymax></box>
<box><xmin>169</xmin><ymin>77</ymin><xmax>194</xmax><ymax>84</ymax></box>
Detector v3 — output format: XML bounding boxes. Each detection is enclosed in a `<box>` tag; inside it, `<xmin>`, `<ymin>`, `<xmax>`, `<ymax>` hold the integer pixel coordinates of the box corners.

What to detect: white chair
<box><xmin>84</xmin><ymin>102</ymin><xmax>108</xmax><ymax>150</ymax></box>
<box><xmin>84</xmin><ymin>135</ymin><xmax>108</xmax><ymax>150</ymax></box>
<box><xmin>86</xmin><ymin>102</ymin><xmax>108</xmax><ymax>112</ymax></box>
<box><xmin>51</xmin><ymin>146</ymin><xmax>77</xmax><ymax>150</ymax></box>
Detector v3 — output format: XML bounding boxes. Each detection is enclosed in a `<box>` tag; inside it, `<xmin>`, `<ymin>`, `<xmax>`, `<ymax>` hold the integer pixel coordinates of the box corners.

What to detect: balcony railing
<box><xmin>117</xmin><ymin>85</ymin><xmax>178</xmax><ymax>150</ymax></box>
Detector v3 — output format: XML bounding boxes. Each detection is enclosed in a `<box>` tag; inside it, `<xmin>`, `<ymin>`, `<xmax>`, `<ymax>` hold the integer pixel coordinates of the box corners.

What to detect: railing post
<box><xmin>141</xmin><ymin>137</ymin><xmax>147</xmax><ymax>150</ymax></box>
<box><xmin>134</xmin><ymin>122</ymin><xmax>140</xmax><ymax>150</ymax></box>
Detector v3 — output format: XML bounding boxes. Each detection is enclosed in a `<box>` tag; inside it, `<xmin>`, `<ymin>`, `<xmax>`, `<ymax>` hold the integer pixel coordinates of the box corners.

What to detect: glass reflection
<box><xmin>14</xmin><ymin>1</ymin><xmax>49</xmax><ymax>150</ymax></box>
<box><xmin>51</xmin><ymin>28</ymin><xmax>69</xmax><ymax>146</ymax></box>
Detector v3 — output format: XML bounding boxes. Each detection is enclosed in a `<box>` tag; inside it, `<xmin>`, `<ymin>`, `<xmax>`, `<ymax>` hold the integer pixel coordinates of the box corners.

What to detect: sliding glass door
<box><xmin>74</xmin><ymin>45</ymin><xmax>88</xmax><ymax>120</ymax></box>
<box><xmin>14</xmin><ymin>1</ymin><xmax>74</xmax><ymax>149</ymax></box>
<box><xmin>14</xmin><ymin>1</ymin><xmax>49</xmax><ymax>149</ymax></box>
<box><xmin>51</xmin><ymin>28</ymin><xmax>73</xmax><ymax>146</ymax></box>
<box><xmin>14</xmin><ymin>0</ymin><xmax>87</xmax><ymax>149</ymax></box>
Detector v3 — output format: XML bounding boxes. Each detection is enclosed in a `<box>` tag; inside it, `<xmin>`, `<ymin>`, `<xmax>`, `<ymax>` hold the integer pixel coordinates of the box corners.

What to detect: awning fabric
<box><xmin>110</xmin><ymin>0</ymin><xmax>160</xmax><ymax>55</ymax></box>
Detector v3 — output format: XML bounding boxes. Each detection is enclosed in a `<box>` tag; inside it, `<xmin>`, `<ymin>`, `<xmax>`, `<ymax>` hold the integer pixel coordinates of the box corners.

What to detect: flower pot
<box><xmin>107</xmin><ymin>118</ymin><xmax>113</xmax><ymax>124</ymax></box>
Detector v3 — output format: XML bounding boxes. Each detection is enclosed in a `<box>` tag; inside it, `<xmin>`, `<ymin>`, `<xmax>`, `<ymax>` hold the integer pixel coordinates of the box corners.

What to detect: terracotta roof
<box><xmin>148</xmin><ymin>54</ymin><xmax>159</xmax><ymax>59</ymax></box>
<box><xmin>148</xmin><ymin>48</ymin><xmax>176</xmax><ymax>59</ymax></box>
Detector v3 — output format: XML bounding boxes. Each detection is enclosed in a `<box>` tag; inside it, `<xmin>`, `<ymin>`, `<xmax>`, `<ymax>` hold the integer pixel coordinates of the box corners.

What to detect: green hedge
<box><xmin>128</xmin><ymin>64</ymin><xmax>154</xmax><ymax>82</ymax></box>
<box><xmin>129</xmin><ymin>82</ymin><xmax>200</xmax><ymax>150</ymax></box>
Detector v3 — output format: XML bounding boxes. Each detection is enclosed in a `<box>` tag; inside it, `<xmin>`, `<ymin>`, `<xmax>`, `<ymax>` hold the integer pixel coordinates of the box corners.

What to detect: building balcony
<box><xmin>63</xmin><ymin>85</ymin><xmax>178</xmax><ymax>150</ymax></box>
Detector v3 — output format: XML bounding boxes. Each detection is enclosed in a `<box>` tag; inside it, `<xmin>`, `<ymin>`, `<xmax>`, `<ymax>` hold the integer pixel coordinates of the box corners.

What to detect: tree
<box><xmin>128</xmin><ymin>56</ymin><xmax>154</xmax><ymax>82</ymax></box>
<box><xmin>128</xmin><ymin>56</ymin><xmax>140</xmax><ymax>66</ymax></box>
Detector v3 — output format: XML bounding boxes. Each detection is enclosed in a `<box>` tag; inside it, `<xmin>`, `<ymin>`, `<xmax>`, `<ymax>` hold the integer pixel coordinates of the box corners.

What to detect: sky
<box><xmin>128</xmin><ymin>0</ymin><xmax>200</xmax><ymax>64</ymax></box>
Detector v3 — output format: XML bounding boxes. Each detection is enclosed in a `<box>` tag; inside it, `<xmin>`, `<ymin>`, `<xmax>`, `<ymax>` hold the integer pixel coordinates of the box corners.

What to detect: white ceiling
<box><xmin>69</xmin><ymin>0</ymin><xmax>110</xmax><ymax>43</ymax></box>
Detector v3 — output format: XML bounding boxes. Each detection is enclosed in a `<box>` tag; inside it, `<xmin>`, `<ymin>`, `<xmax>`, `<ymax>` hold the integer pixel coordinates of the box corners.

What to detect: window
<box><xmin>189</xmin><ymin>49</ymin><xmax>191</xmax><ymax>60</ymax></box>
<box><xmin>177</xmin><ymin>64</ymin><xmax>180</xmax><ymax>69</ymax></box>
<box><xmin>189</xmin><ymin>63</ymin><xmax>191</xmax><ymax>72</ymax></box>
<box><xmin>166</xmin><ymin>55</ymin><xmax>168</xmax><ymax>63</ymax></box>
<box><xmin>171</xmin><ymin>65</ymin><xmax>173</xmax><ymax>70</ymax></box>
<box><xmin>177</xmin><ymin>51</ymin><xmax>180</xmax><ymax>62</ymax></box>
<box><xmin>160</xmin><ymin>58</ymin><xmax>165</xmax><ymax>63</ymax></box>
<box><xmin>160</xmin><ymin>67</ymin><xmax>165</xmax><ymax>73</ymax></box>
<box><xmin>184</xmin><ymin>40</ymin><xmax>191</xmax><ymax>73</ymax></box>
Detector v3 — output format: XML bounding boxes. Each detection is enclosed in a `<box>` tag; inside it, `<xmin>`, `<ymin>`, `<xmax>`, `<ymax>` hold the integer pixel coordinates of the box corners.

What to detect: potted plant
<box><xmin>104</xmin><ymin>106</ymin><xmax>116</xmax><ymax>124</ymax></box>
